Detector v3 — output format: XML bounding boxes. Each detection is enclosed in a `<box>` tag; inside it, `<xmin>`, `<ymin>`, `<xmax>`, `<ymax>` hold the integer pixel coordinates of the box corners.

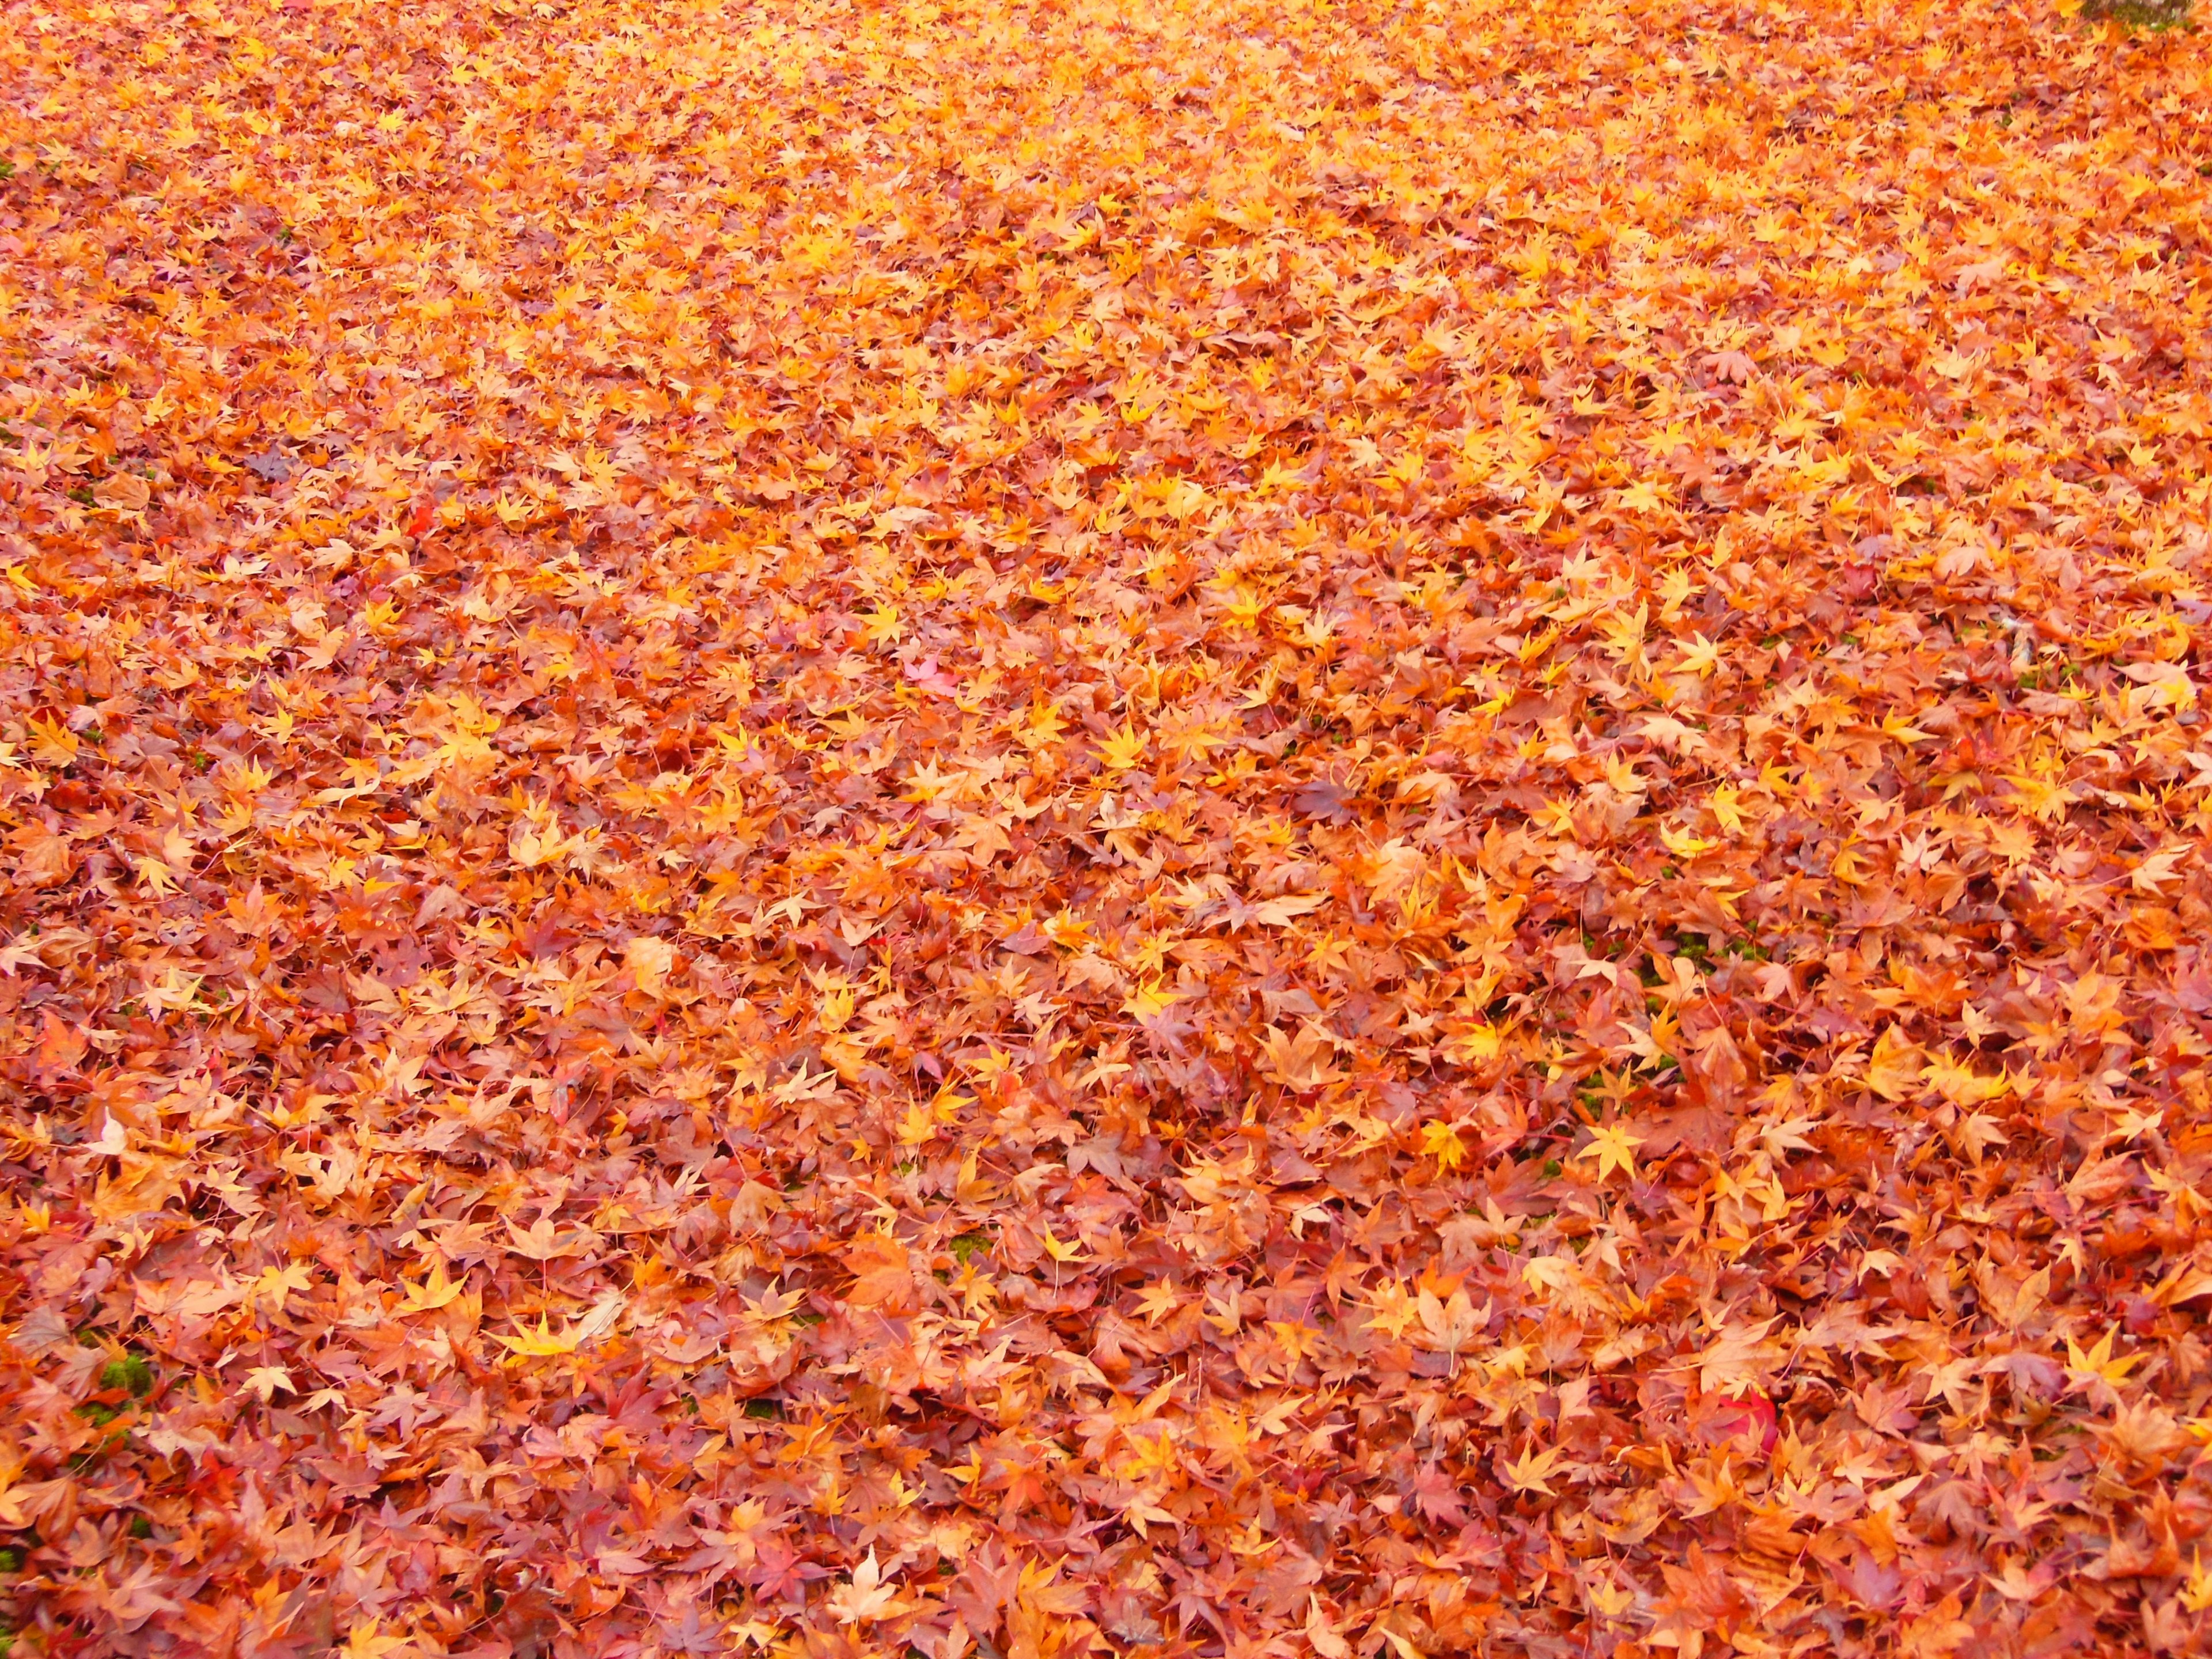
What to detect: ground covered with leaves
<box><xmin>2</xmin><ymin>0</ymin><xmax>2211</xmax><ymax>1654</ymax></box>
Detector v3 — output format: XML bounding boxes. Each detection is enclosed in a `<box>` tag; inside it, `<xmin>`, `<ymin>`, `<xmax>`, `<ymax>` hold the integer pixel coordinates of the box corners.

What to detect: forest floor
<box><xmin>3</xmin><ymin>1</ymin><xmax>2212</xmax><ymax>1656</ymax></box>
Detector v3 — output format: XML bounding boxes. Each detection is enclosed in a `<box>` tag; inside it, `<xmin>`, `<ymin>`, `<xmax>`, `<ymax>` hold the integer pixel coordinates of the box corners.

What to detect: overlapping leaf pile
<box><xmin>2</xmin><ymin>0</ymin><xmax>2210</xmax><ymax>1654</ymax></box>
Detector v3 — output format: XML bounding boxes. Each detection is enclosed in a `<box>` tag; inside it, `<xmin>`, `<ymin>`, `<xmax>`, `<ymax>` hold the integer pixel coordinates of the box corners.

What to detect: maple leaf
<box><xmin>1202</xmin><ymin>1285</ymin><xmax>1244</xmax><ymax>1336</ymax></box>
<box><xmin>2064</xmin><ymin>1327</ymin><xmax>2145</xmax><ymax>1404</ymax></box>
<box><xmin>225</xmin><ymin>1363</ymin><xmax>291</xmax><ymax>1409</ymax></box>
<box><xmin>1670</xmin><ymin>634</ymin><xmax>1724</xmax><ymax>676</ymax></box>
<box><xmin>1366</xmin><ymin>1282</ymin><xmax>1421</xmax><ymax>1339</ymax></box>
<box><xmin>860</xmin><ymin>603</ymin><xmax>904</xmax><ymax>646</ymax></box>
<box><xmin>509</xmin><ymin>810</ymin><xmax>580</xmax><ymax>869</ymax></box>
<box><xmin>495</xmin><ymin>1315</ymin><xmax>584</xmax><ymax>1359</ymax></box>
<box><xmin>843</xmin><ymin>1232</ymin><xmax>918</xmax><ymax>1310</ymax></box>
<box><xmin>395</xmin><ymin>1260</ymin><xmax>467</xmax><ymax>1315</ymax></box>
<box><xmin>25</xmin><ymin>712</ymin><xmax>79</xmax><ymax>768</ymax></box>
<box><xmin>1983</xmin><ymin>1264</ymin><xmax>2055</xmax><ymax>1331</ymax></box>
<box><xmin>0</xmin><ymin>934</ymin><xmax>55</xmax><ymax>976</ymax></box>
<box><xmin>1585</xmin><ymin>1577</ymin><xmax>1637</xmax><ymax>1620</ymax></box>
<box><xmin>1122</xmin><ymin>980</ymin><xmax>1182</xmax><ymax>1019</ymax></box>
<box><xmin>1136</xmin><ymin>1283</ymin><xmax>1183</xmax><ymax>1325</ymax></box>
<box><xmin>1305</xmin><ymin>1596</ymin><xmax>1354</xmax><ymax>1659</ymax></box>
<box><xmin>1016</xmin><ymin>698</ymin><xmax>1070</xmax><ymax>749</ymax></box>
<box><xmin>2184</xmin><ymin>1555</ymin><xmax>2212</xmax><ymax>1616</ymax></box>
<box><xmin>2131</xmin><ymin>846</ymin><xmax>2188</xmax><ymax>895</ymax></box>
<box><xmin>1251</xmin><ymin>891</ymin><xmax>1326</xmax><ymax>926</ymax></box>
<box><xmin>342</xmin><ymin>1620</ymin><xmax>412</xmax><ymax>1659</ymax></box>
<box><xmin>1707</xmin><ymin>348</ymin><xmax>1759</xmax><ymax>383</ymax></box>
<box><xmin>1417</xmin><ymin>1120</ymin><xmax>1466</xmax><ymax>1172</ymax></box>
<box><xmin>624</xmin><ymin>935</ymin><xmax>677</xmax><ymax>997</ymax></box>
<box><xmin>1415</xmin><ymin>1286</ymin><xmax>1484</xmax><ymax>1361</ymax></box>
<box><xmin>1041</xmin><ymin>911</ymin><xmax>1094</xmax><ymax>950</ymax></box>
<box><xmin>92</xmin><ymin>1558</ymin><xmax>182</xmax><ymax>1631</ymax></box>
<box><xmin>1257</xmin><ymin>1024</ymin><xmax>1343</xmax><ymax>1092</ymax></box>
<box><xmin>506</xmin><ymin>1214</ymin><xmax>597</xmax><ymax>1262</ymax></box>
<box><xmin>1503</xmin><ymin>1441</ymin><xmax>1568</xmax><ymax>1497</ymax></box>
<box><xmin>1597</xmin><ymin>602</ymin><xmax>1652</xmax><ymax>665</ymax></box>
<box><xmin>245</xmin><ymin>1262</ymin><xmax>314</xmax><ymax>1318</ymax></box>
<box><xmin>826</xmin><ymin>1549</ymin><xmax>907</xmax><ymax>1624</ymax></box>
<box><xmin>1099</xmin><ymin>722</ymin><xmax>1150</xmax><ymax>771</ymax></box>
<box><xmin>955</xmin><ymin>812</ymin><xmax>1013</xmax><ymax>863</ymax></box>
<box><xmin>1658</xmin><ymin>823</ymin><xmax>1719</xmax><ymax>861</ymax></box>
<box><xmin>1863</xmin><ymin>1027</ymin><xmax>1925</xmax><ymax>1101</ymax></box>
<box><xmin>1575</xmin><ymin>1123</ymin><xmax>1644</xmax><ymax>1181</ymax></box>
<box><xmin>1953</xmin><ymin>1111</ymin><xmax>2010</xmax><ymax>1166</ymax></box>
<box><xmin>1695</xmin><ymin>1319</ymin><xmax>1787</xmax><ymax>1396</ymax></box>
<box><xmin>1361</xmin><ymin>838</ymin><xmax>1426</xmax><ymax>903</ymax></box>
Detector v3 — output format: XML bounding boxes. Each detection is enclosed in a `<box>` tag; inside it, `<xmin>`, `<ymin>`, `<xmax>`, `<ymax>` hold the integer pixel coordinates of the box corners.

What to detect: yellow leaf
<box><xmin>1122</xmin><ymin>980</ymin><xmax>1181</xmax><ymax>1018</ymax></box>
<box><xmin>1099</xmin><ymin>721</ymin><xmax>1149</xmax><ymax>771</ymax></box>
<box><xmin>2065</xmin><ymin>1326</ymin><xmax>2143</xmax><ymax>1395</ymax></box>
<box><xmin>2184</xmin><ymin>1553</ymin><xmax>2212</xmax><ymax>1615</ymax></box>
<box><xmin>1671</xmin><ymin>634</ymin><xmax>1723</xmax><ymax>676</ymax></box>
<box><xmin>396</xmin><ymin>1260</ymin><xmax>465</xmax><ymax>1315</ymax></box>
<box><xmin>25</xmin><ymin>713</ymin><xmax>78</xmax><ymax>767</ymax></box>
<box><xmin>861</xmin><ymin>603</ymin><xmax>904</xmax><ymax>646</ymax></box>
<box><xmin>1366</xmin><ymin>1281</ymin><xmax>1420</xmax><ymax>1339</ymax></box>
<box><xmin>1136</xmin><ymin>1282</ymin><xmax>1182</xmax><ymax>1324</ymax></box>
<box><xmin>1017</xmin><ymin>699</ymin><xmax>1069</xmax><ymax>749</ymax></box>
<box><xmin>1442</xmin><ymin>1021</ymin><xmax>1503</xmax><ymax>1065</ymax></box>
<box><xmin>1865</xmin><ymin>1027</ymin><xmax>1925</xmax><ymax>1101</ymax></box>
<box><xmin>495</xmin><ymin>1314</ymin><xmax>584</xmax><ymax>1358</ymax></box>
<box><xmin>242</xmin><ymin>1365</ymin><xmax>294</xmax><ymax>1402</ymax></box>
<box><xmin>343</xmin><ymin>1619</ymin><xmax>412</xmax><ymax>1659</ymax></box>
<box><xmin>1503</xmin><ymin>1441</ymin><xmax>1567</xmax><ymax>1497</ymax></box>
<box><xmin>1660</xmin><ymin>824</ymin><xmax>1719</xmax><ymax>860</ymax></box>
<box><xmin>1575</xmin><ymin>1123</ymin><xmax>1643</xmax><ymax>1181</ymax></box>
<box><xmin>1418</xmin><ymin>1119</ymin><xmax>1466</xmax><ymax>1171</ymax></box>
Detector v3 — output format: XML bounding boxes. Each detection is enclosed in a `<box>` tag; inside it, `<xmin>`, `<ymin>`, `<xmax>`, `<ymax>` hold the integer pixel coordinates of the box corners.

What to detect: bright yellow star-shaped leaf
<box><xmin>1576</xmin><ymin>1123</ymin><xmax>1644</xmax><ymax>1182</ymax></box>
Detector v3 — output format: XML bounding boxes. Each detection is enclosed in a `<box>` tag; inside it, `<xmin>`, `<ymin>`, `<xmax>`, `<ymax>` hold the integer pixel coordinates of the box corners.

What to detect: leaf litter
<box><xmin>1</xmin><ymin>0</ymin><xmax>2211</xmax><ymax>1656</ymax></box>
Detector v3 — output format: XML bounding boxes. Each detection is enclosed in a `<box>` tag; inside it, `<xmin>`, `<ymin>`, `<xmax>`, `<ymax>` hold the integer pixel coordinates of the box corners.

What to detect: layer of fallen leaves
<box><xmin>2</xmin><ymin>0</ymin><xmax>2210</xmax><ymax>1656</ymax></box>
